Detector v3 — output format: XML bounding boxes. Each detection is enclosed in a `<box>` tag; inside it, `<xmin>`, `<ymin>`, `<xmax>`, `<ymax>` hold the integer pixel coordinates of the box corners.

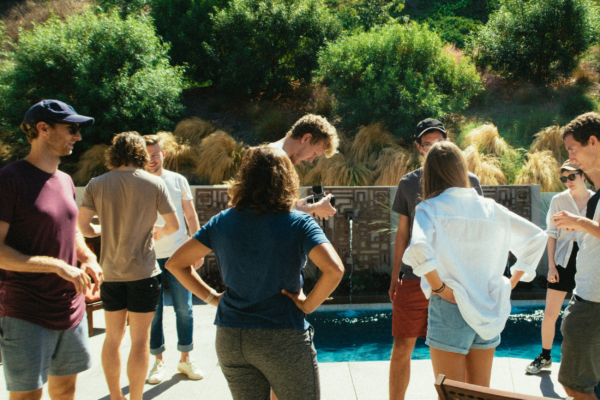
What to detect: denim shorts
<box><xmin>0</xmin><ymin>316</ymin><xmax>92</xmax><ymax>392</ymax></box>
<box><xmin>426</xmin><ymin>295</ymin><xmax>500</xmax><ymax>355</ymax></box>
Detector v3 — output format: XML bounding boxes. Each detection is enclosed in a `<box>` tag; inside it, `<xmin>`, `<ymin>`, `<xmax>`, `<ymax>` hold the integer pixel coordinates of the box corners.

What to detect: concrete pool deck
<box><xmin>0</xmin><ymin>302</ymin><xmax>570</xmax><ymax>400</ymax></box>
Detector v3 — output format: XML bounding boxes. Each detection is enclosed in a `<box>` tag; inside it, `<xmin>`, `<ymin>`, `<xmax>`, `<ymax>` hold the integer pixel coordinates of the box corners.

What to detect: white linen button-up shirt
<box><xmin>403</xmin><ymin>187</ymin><xmax>548</xmax><ymax>340</ymax></box>
<box><xmin>545</xmin><ymin>189</ymin><xmax>593</xmax><ymax>267</ymax></box>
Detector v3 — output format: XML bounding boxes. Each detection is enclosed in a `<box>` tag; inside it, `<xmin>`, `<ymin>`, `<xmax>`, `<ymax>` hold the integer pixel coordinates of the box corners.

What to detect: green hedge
<box><xmin>0</xmin><ymin>11</ymin><xmax>184</xmax><ymax>149</ymax></box>
<box><xmin>317</xmin><ymin>22</ymin><xmax>483</xmax><ymax>139</ymax></box>
<box><xmin>468</xmin><ymin>0</ymin><xmax>598</xmax><ymax>82</ymax></box>
<box><xmin>205</xmin><ymin>0</ymin><xmax>342</xmax><ymax>97</ymax></box>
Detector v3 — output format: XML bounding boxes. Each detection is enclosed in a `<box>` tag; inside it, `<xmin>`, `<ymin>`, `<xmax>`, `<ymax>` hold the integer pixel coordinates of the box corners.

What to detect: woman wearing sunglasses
<box><xmin>525</xmin><ymin>161</ymin><xmax>594</xmax><ymax>374</ymax></box>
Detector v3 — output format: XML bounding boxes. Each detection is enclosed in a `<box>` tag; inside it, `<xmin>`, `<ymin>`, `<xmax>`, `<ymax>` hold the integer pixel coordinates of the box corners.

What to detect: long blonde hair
<box><xmin>423</xmin><ymin>141</ymin><xmax>470</xmax><ymax>200</ymax></box>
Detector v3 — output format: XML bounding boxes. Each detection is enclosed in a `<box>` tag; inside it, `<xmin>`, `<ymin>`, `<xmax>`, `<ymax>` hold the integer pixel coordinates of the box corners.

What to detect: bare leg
<box><xmin>465</xmin><ymin>348</ymin><xmax>495</xmax><ymax>387</ymax></box>
<box><xmin>47</xmin><ymin>374</ymin><xmax>78</xmax><ymax>400</ymax></box>
<box><xmin>389</xmin><ymin>337</ymin><xmax>418</xmax><ymax>400</ymax></box>
<box><xmin>541</xmin><ymin>289</ymin><xmax>567</xmax><ymax>350</ymax></box>
<box><xmin>9</xmin><ymin>389</ymin><xmax>43</xmax><ymax>400</ymax></box>
<box><xmin>430</xmin><ymin>347</ymin><xmax>466</xmax><ymax>383</ymax></box>
<box><xmin>271</xmin><ymin>389</ymin><xmax>278</xmax><ymax>400</ymax></box>
<box><xmin>563</xmin><ymin>386</ymin><xmax>598</xmax><ymax>400</ymax></box>
<box><xmin>102</xmin><ymin>310</ymin><xmax>128</xmax><ymax>400</ymax></box>
<box><xmin>127</xmin><ymin>312</ymin><xmax>155</xmax><ymax>400</ymax></box>
<box><xmin>180</xmin><ymin>351</ymin><xmax>189</xmax><ymax>362</ymax></box>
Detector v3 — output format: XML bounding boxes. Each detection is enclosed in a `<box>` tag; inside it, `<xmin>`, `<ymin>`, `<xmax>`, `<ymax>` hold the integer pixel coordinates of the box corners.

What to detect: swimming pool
<box><xmin>306</xmin><ymin>306</ymin><xmax>564</xmax><ymax>363</ymax></box>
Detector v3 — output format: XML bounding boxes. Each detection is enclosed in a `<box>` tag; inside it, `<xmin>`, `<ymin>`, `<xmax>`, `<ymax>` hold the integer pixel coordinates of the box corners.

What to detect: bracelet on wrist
<box><xmin>204</xmin><ymin>288</ymin><xmax>217</xmax><ymax>304</ymax></box>
<box><xmin>432</xmin><ymin>283</ymin><xmax>446</xmax><ymax>294</ymax></box>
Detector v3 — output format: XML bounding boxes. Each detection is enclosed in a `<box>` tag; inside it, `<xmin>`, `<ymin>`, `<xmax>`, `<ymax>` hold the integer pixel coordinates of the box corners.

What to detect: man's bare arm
<box><xmin>182</xmin><ymin>199</ymin><xmax>203</xmax><ymax>269</ymax></box>
<box><xmin>296</xmin><ymin>194</ymin><xmax>336</xmax><ymax>220</ymax></box>
<box><xmin>75</xmin><ymin>227</ymin><xmax>104</xmax><ymax>294</ymax></box>
<box><xmin>154</xmin><ymin>211</ymin><xmax>180</xmax><ymax>240</ymax></box>
<box><xmin>181</xmin><ymin>199</ymin><xmax>200</xmax><ymax>234</ymax></box>
<box><xmin>77</xmin><ymin>206</ymin><xmax>101</xmax><ymax>237</ymax></box>
<box><xmin>0</xmin><ymin>221</ymin><xmax>91</xmax><ymax>294</ymax></box>
<box><xmin>389</xmin><ymin>215</ymin><xmax>410</xmax><ymax>302</ymax></box>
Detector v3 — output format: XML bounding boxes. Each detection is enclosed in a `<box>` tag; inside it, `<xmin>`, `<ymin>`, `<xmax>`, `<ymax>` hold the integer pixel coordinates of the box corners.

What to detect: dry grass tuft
<box><xmin>462</xmin><ymin>145</ymin><xmax>507</xmax><ymax>185</ymax></box>
<box><xmin>156</xmin><ymin>131</ymin><xmax>198</xmax><ymax>172</ymax></box>
<box><xmin>572</xmin><ymin>66</ymin><xmax>599</xmax><ymax>87</ymax></box>
<box><xmin>529</xmin><ymin>125</ymin><xmax>568</xmax><ymax>164</ymax></box>
<box><xmin>295</xmin><ymin>161</ymin><xmax>315</xmax><ymax>186</ymax></box>
<box><xmin>1</xmin><ymin>0</ymin><xmax>92</xmax><ymax>49</ymax></box>
<box><xmin>514</xmin><ymin>151</ymin><xmax>562</xmax><ymax>192</ymax></box>
<box><xmin>349</xmin><ymin>123</ymin><xmax>394</xmax><ymax>167</ymax></box>
<box><xmin>173</xmin><ymin>117</ymin><xmax>215</xmax><ymax>146</ymax></box>
<box><xmin>195</xmin><ymin>131</ymin><xmax>246</xmax><ymax>184</ymax></box>
<box><xmin>72</xmin><ymin>144</ymin><xmax>109</xmax><ymax>185</ymax></box>
<box><xmin>461</xmin><ymin>124</ymin><xmax>513</xmax><ymax>157</ymax></box>
<box><xmin>373</xmin><ymin>147</ymin><xmax>419</xmax><ymax>186</ymax></box>
<box><xmin>305</xmin><ymin>153</ymin><xmax>373</xmax><ymax>186</ymax></box>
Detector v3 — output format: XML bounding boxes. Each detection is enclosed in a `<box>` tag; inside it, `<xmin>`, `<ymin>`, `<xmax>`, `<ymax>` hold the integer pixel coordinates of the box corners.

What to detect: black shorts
<box><xmin>548</xmin><ymin>242</ymin><xmax>578</xmax><ymax>293</ymax></box>
<box><xmin>100</xmin><ymin>276</ymin><xmax>161</xmax><ymax>313</ymax></box>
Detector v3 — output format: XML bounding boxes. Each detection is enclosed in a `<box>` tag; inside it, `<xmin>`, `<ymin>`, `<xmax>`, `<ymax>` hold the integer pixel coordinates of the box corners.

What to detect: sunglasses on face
<box><xmin>66</xmin><ymin>125</ymin><xmax>81</xmax><ymax>135</ymax></box>
<box><xmin>560</xmin><ymin>172</ymin><xmax>582</xmax><ymax>183</ymax></box>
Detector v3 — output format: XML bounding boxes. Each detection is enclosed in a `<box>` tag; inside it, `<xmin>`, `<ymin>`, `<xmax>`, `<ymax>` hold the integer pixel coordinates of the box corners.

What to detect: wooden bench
<box><xmin>435</xmin><ymin>374</ymin><xmax>574</xmax><ymax>400</ymax></box>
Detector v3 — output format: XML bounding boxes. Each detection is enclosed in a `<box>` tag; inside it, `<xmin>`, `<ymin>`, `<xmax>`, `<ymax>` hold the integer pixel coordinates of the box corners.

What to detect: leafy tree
<box><xmin>205</xmin><ymin>0</ymin><xmax>342</xmax><ymax>97</ymax></box>
<box><xmin>0</xmin><ymin>11</ymin><xmax>184</xmax><ymax>150</ymax></box>
<box><xmin>326</xmin><ymin>0</ymin><xmax>405</xmax><ymax>32</ymax></box>
<box><xmin>149</xmin><ymin>0</ymin><xmax>229</xmax><ymax>84</ymax></box>
<box><xmin>317</xmin><ymin>22</ymin><xmax>483</xmax><ymax>139</ymax></box>
<box><xmin>467</xmin><ymin>0</ymin><xmax>598</xmax><ymax>82</ymax></box>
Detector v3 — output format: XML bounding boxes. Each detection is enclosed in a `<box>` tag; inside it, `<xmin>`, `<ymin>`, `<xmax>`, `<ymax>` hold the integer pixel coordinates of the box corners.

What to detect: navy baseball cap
<box><xmin>23</xmin><ymin>100</ymin><xmax>94</xmax><ymax>130</ymax></box>
<box><xmin>415</xmin><ymin>118</ymin><xmax>447</xmax><ymax>141</ymax></box>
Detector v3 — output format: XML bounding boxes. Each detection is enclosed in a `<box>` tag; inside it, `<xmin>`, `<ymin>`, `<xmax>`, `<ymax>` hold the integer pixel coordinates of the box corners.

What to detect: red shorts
<box><xmin>392</xmin><ymin>278</ymin><xmax>429</xmax><ymax>338</ymax></box>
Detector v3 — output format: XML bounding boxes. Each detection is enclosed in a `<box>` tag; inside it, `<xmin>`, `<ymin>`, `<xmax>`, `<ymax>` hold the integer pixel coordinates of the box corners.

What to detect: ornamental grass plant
<box><xmin>195</xmin><ymin>131</ymin><xmax>246</xmax><ymax>184</ymax></box>
<box><xmin>515</xmin><ymin>150</ymin><xmax>562</xmax><ymax>192</ymax></box>
<box><xmin>157</xmin><ymin>131</ymin><xmax>199</xmax><ymax>173</ymax></box>
<box><xmin>529</xmin><ymin>125</ymin><xmax>568</xmax><ymax>165</ymax></box>
<box><xmin>349</xmin><ymin>123</ymin><xmax>395</xmax><ymax>168</ymax></box>
<box><xmin>372</xmin><ymin>147</ymin><xmax>419</xmax><ymax>186</ymax></box>
<box><xmin>72</xmin><ymin>144</ymin><xmax>109</xmax><ymax>186</ymax></box>
<box><xmin>305</xmin><ymin>153</ymin><xmax>373</xmax><ymax>186</ymax></box>
<box><xmin>461</xmin><ymin>123</ymin><xmax>513</xmax><ymax>157</ymax></box>
<box><xmin>173</xmin><ymin>117</ymin><xmax>215</xmax><ymax>146</ymax></box>
<box><xmin>462</xmin><ymin>145</ymin><xmax>507</xmax><ymax>185</ymax></box>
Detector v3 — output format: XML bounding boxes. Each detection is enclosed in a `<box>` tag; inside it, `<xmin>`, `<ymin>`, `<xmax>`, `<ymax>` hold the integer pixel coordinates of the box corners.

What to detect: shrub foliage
<box><xmin>317</xmin><ymin>22</ymin><xmax>483</xmax><ymax>139</ymax></box>
<box><xmin>150</xmin><ymin>0</ymin><xmax>228</xmax><ymax>83</ymax></box>
<box><xmin>0</xmin><ymin>11</ymin><xmax>184</xmax><ymax>148</ymax></box>
<box><xmin>205</xmin><ymin>0</ymin><xmax>342</xmax><ymax>96</ymax></box>
<box><xmin>468</xmin><ymin>0</ymin><xmax>598</xmax><ymax>82</ymax></box>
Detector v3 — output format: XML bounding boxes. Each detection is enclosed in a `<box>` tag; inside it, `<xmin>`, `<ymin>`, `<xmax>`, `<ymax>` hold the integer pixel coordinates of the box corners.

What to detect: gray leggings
<box><xmin>216</xmin><ymin>326</ymin><xmax>320</xmax><ymax>400</ymax></box>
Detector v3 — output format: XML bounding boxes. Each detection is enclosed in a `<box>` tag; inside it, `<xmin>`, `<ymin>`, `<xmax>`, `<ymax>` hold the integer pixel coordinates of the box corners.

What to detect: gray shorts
<box><xmin>558</xmin><ymin>295</ymin><xmax>600</xmax><ymax>394</ymax></box>
<box><xmin>216</xmin><ymin>326</ymin><xmax>320</xmax><ymax>400</ymax></box>
<box><xmin>0</xmin><ymin>316</ymin><xmax>92</xmax><ymax>392</ymax></box>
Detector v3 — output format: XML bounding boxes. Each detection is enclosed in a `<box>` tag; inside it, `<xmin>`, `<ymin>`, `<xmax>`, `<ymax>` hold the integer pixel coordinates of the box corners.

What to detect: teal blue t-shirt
<box><xmin>193</xmin><ymin>208</ymin><xmax>329</xmax><ymax>330</ymax></box>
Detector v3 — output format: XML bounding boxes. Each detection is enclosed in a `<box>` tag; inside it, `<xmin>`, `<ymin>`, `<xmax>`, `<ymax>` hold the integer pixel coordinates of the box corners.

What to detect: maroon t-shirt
<box><xmin>0</xmin><ymin>159</ymin><xmax>84</xmax><ymax>330</ymax></box>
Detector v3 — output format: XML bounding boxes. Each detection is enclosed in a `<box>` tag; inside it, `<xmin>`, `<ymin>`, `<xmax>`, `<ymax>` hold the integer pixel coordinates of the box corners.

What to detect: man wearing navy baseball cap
<box><xmin>0</xmin><ymin>100</ymin><xmax>103</xmax><ymax>399</ymax></box>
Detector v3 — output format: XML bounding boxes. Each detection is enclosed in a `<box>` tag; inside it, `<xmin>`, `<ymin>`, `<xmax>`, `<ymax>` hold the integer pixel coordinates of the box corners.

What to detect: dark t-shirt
<box><xmin>0</xmin><ymin>160</ymin><xmax>84</xmax><ymax>330</ymax></box>
<box><xmin>391</xmin><ymin>168</ymin><xmax>483</xmax><ymax>280</ymax></box>
<box><xmin>587</xmin><ymin>190</ymin><xmax>600</xmax><ymax>219</ymax></box>
<box><xmin>193</xmin><ymin>208</ymin><xmax>329</xmax><ymax>330</ymax></box>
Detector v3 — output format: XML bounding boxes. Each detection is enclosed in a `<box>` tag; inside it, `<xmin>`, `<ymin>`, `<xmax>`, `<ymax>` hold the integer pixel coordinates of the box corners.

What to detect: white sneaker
<box><xmin>147</xmin><ymin>359</ymin><xmax>166</xmax><ymax>384</ymax></box>
<box><xmin>177</xmin><ymin>356</ymin><xmax>203</xmax><ymax>380</ymax></box>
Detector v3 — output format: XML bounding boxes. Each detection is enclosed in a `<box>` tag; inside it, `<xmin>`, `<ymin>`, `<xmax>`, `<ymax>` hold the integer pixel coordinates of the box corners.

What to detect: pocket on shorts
<box><xmin>437</xmin><ymin>297</ymin><xmax>468</xmax><ymax>331</ymax></box>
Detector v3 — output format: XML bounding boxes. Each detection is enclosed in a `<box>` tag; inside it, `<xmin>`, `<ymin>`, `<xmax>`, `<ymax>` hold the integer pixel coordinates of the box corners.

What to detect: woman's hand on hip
<box><xmin>437</xmin><ymin>286</ymin><xmax>457</xmax><ymax>304</ymax></box>
<box><xmin>281</xmin><ymin>288</ymin><xmax>308</xmax><ymax>313</ymax></box>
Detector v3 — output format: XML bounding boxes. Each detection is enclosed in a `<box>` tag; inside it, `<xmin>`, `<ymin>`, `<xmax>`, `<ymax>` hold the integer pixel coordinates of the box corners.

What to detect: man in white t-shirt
<box><xmin>268</xmin><ymin>114</ymin><xmax>340</xmax><ymax>219</ymax></box>
<box><xmin>143</xmin><ymin>135</ymin><xmax>203</xmax><ymax>384</ymax></box>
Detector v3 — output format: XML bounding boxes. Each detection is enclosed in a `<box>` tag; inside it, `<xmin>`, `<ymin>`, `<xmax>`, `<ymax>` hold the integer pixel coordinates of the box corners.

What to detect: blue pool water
<box><xmin>305</xmin><ymin>306</ymin><xmax>564</xmax><ymax>363</ymax></box>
